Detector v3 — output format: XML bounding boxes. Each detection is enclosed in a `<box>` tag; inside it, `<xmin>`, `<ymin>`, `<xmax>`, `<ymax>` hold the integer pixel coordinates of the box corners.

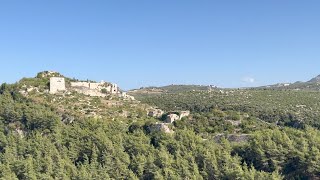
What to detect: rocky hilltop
<box><xmin>9</xmin><ymin>71</ymin><xmax>186</xmax><ymax>133</ymax></box>
<box><xmin>13</xmin><ymin>71</ymin><xmax>140</xmax><ymax>121</ymax></box>
<box><xmin>18</xmin><ymin>71</ymin><xmax>134</xmax><ymax>99</ymax></box>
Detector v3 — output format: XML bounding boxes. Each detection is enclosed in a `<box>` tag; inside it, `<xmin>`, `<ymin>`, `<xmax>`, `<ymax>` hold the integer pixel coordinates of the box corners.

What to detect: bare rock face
<box><xmin>121</xmin><ymin>92</ymin><xmax>135</xmax><ymax>100</ymax></box>
<box><xmin>179</xmin><ymin>111</ymin><xmax>190</xmax><ymax>120</ymax></box>
<box><xmin>15</xmin><ymin>128</ymin><xmax>25</xmax><ymax>138</ymax></box>
<box><xmin>225</xmin><ymin>120</ymin><xmax>242</xmax><ymax>126</ymax></box>
<box><xmin>148</xmin><ymin>109</ymin><xmax>164</xmax><ymax>118</ymax></box>
<box><xmin>165</xmin><ymin>114</ymin><xmax>180</xmax><ymax>123</ymax></box>
<box><xmin>150</xmin><ymin>123</ymin><xmax>174</xmax><ymax>134</ymax></box>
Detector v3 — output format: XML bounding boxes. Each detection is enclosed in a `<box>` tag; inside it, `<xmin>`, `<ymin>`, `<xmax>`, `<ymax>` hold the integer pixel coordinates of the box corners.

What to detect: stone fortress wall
<box><xmin>50</xmin><ymin>77</ymin><xmax>66</xmax><ymax>94</ymax></box>
<box><xmin>50</xmin><ymin>77</ymin><xmax>126</xmax><ymax>98</ymax></box>
<box><xmin>70</xmin><ymin>81</ymin><xmax>118</xmax><ymax>94</ymax></box>
<box><xmin>70</xmin><ymin>82</ymin><xmax>90</xmax><ymax>88</ymax></box>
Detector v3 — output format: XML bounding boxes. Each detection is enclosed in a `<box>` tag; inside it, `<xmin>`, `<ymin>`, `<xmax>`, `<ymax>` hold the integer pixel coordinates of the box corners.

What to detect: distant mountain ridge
<box><xmin>257</xmin><ymin>74</ymin><xmax>320</xmax><ymax>91</ymax></box>
<box><xmin>129</xmin><ymin>84</ymin><xmax>219</xmax><ymax>94</ymax></box>
<box><xmin>308</xmin><ymin>75</ymin><xmax>320</xmax><ymax>83</ymax></box>
<box><xmin>130</xmin><ymin>74</ymin><xmax>320</xmax><ymax>94</ymax></box>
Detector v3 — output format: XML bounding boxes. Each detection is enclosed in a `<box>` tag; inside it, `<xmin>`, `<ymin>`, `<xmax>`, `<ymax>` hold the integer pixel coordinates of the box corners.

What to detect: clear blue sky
<box><xmin>1</xmin><ymin>1</ymin><xmax>320</xmax><ymax>90</ymax></box>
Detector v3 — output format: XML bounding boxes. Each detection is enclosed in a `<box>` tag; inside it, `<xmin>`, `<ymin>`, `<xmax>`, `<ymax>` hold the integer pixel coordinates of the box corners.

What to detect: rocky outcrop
<box><xmin>179</xmin><ymin>111</ymin><xmax>190</xmax><ymax>120</ymax></box>
<box><xmin>150</xmin><ymin>123</ymin><xmax>174</xmax><ymax>134</ymax></box>
<box><xmin>121</xmin><ymin>92</ymin><xmax>135</xmax><ymax>100</ymax></box>
<box><xmin>165</xmin><ymin>114</ymin><xmax>180</xmax><ymax>123</ymax></box>
<box><xmin>214</xmin><ymin>134</ymin><xmax>251</xmax><ymax>143</ymax></box>
<box><xmin>148</xmin><ymin>109</ymin><xmax>164</xmax><ymax>118</ymax></box>
<box><xmin>225</xmin><ymin>120</ymin><xmax>242</xmax><ymax>126</ymax></box>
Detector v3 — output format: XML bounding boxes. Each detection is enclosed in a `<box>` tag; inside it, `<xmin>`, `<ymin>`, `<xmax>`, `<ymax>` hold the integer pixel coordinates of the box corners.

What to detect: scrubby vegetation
<box><xmin>0</xmin><ymin>75</ymin><xmax>320</xmax><ymax>179</ymax></box>
<box><xmin>132</xmin><ymin>89</ymin><xmax>320</xmax><ymax>129</ymax></box>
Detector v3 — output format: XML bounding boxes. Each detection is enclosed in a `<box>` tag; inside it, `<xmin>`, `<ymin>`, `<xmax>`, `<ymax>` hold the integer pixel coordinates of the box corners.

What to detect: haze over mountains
<box><xmin>130</xmin><ymin>74</ymin><xmax>320</xmax><ymax>93</ymax></box>
<box><xmin>257</xmin><ymin>74</ymin><xmax>320</xmax><ymax>91</ymax></box>
<box><xmin>308</xmin><ymin>74</ymin><xmax>320</xmax><ymax>83</ymax></box>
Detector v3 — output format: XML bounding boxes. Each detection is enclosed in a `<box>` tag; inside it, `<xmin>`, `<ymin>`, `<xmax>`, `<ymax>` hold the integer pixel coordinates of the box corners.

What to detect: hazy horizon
<box><xmin>0</xmin><ymin>68</ymin><xmax>318</xmax><ymax>91</ymax></box>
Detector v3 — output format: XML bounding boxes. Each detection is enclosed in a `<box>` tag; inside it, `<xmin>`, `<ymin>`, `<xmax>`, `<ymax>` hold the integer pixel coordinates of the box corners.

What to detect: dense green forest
<box><xmin>0</xmin><ymin>75</ymin><xmax>320</xmax><ymax>179</ymax></box>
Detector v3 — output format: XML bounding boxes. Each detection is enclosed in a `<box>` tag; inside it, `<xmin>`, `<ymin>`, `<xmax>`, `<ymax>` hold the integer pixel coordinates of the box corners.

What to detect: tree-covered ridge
<box><xmin>0</xmin><ymin>73</ymin><xmax>320</xmax><ymax>179</ymax></box>
<box><xmin>132</xmin><ymin>89</ymin><xmax>320</xmax><ymax>129</ymax></box>
<box><xmin>131</xmin><ymin>85</ymin><xmax>215</xmax><ymax>94</ymax></box>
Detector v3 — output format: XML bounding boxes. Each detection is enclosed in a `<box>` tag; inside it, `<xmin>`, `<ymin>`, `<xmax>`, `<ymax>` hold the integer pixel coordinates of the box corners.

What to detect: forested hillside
<box><xmin>131</xmin><ymin>88</ymin><xmax>320</xmax><ymax>129</ymax></box>
<box><xmin>0</xmin><ymin>74</ymin><xmax>320</xmax><ymax>179</ymax></box>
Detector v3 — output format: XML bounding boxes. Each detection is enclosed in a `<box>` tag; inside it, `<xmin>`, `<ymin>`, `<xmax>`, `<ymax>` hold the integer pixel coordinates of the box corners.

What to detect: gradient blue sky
<box><xmin>1</xmin><ymin>1</ymin><xmax>320</xmax><ymax>90</ymax></box>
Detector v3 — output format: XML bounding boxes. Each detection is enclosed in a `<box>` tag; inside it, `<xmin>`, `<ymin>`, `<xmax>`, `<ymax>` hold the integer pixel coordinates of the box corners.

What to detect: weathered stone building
<box><xmin>49</xmin><ymin>76</ymin><xmax>128</xmax><ymax>99</ymax></box>
<box><xmin>50</xmin><ymin>77</ymin><xmax>66</xmax><ymax>94</ymax></box>
<box><xmin>165</xmin><ymin>114</ymin><xmax>180</xmax><ymax>123</ymax></box>
<box><xmin>70</xmin><ymin>81</ymin><xmax>119</xmax><ymax>94</ymax></box>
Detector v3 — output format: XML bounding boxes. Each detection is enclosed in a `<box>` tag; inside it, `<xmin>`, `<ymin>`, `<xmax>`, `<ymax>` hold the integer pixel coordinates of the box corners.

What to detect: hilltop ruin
<box><xmin>49</xmin><ymin>77</ymin><xmax>66</xmax><ymax>94</ymax></box>
<box><xmin>50</xmin><ymin>77</ymin><xmax>121</xmax><ymax>97</ymax></box>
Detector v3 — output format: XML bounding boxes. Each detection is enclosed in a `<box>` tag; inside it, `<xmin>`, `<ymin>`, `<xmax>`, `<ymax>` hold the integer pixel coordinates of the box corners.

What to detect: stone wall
<box><xmin>70</xmin><ymin>81</ymin><xmax>119</xmax><ymax>94</ymax></box>
<box><xmin>70</xmin><ymin>82</ymin><xmax>90</xmax><ymax>88</ymax></box>
<box><xmin>50</xmin><ymin>77</ymin><xmax>66</xmax><ymax>94</ymax></box>
<box><xmin>73</xmin><ymin>89</ymin><xmax>107</xmax><ymax>97</ymax></box>
<box><xmin>89</xmin><ymin>83</ymin><xmax>102</xmax><ymax>90</ymax></box>
<box><xmin>50</xmin><ymin>77</ymin><xmax>120</xmax><ymax>96</ymax></box>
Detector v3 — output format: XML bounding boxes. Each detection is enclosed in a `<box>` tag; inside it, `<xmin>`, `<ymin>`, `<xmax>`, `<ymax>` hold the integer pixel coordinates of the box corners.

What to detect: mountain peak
<box><xmin>308</xmin><ymin>75</ymin><xmax>320</xmax><ymax>83</ymax></box>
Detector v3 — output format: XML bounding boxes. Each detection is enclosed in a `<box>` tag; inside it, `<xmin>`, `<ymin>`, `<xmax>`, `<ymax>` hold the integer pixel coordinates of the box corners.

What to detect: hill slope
<box><xmin>0</xmin><ymin>72</ymin><xmax>320</xmax><ymax>179</ymax></box>
<box><xmin>257</xmin><ymin>74</ymin><xmax>320</xmax><ymax>91</ymax></box>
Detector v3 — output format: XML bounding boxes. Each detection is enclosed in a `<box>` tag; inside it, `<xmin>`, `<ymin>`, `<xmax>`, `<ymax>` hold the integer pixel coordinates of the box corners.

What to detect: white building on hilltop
<box><xmin>50</xmin><ymin>77</ymin><xmax>121</xmax><ymax>97</ymax></box>
<box><xmin>50</xmin><ymin>77</ymin><xmax>66</xmax><ymax>94</ymax></box>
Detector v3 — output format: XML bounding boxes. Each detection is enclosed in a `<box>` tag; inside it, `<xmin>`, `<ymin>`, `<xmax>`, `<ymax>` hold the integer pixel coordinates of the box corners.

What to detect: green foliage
<box><xmin>235</xmin><ymin>127</ymin><xmax>320</xmax><ymax>179</ymax></box>
<box><xmin>1</xmin><ymin>76</ymin><xmax>320</xmax><ymax>179</ymax></box>
<box><xmin>133</xmin><ymin>89</ymin><xmax>320</xmax><ymax>129</ymax></box>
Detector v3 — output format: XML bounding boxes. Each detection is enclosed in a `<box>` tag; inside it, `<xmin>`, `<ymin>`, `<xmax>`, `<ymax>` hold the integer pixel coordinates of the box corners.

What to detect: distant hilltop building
<box><xmin>70</xmin><ymin>81</ymin><xmax>119</xmax><ymax>94</ymax></box>
<box><xmin>49</xmin><ymin>77</ymin><xmax>123</xmax><ymax>97</ymax></box>
<box><xmin>50</xmin><ymin>77</ymin><xmax>66</xmax><ymax>94</ymax></box>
